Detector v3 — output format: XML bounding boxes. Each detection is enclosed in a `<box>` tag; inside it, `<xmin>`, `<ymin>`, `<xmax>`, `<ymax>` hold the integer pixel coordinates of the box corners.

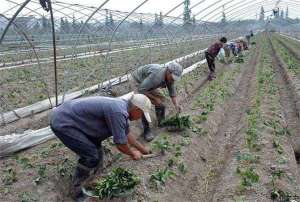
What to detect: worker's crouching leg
<box><xmin>147</xmin><ymin>89</ymin><xmax>166</xmax><ymax>127</ymax></box>
<box><xmin>50</xmin><ymin>125</ymin><xmax>102</xmax><ymax>199</ymax></box>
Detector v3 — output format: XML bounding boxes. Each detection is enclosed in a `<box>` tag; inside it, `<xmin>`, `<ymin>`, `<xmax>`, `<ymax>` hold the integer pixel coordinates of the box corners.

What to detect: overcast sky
<box><xmin>1</xmin><ymin>0</ymin><xmax>299</xmax><ymax>21</ymax></box>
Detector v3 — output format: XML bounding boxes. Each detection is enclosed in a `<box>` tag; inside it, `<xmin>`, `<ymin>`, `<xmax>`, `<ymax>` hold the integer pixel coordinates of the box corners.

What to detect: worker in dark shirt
<box><xmin>50</xmin><ymin>94</ymin><xmax>152</xmax><ymax>200</ymax></box>
<box><xmin>205</xmin><ymin>37</ymin><xmax>228</xmax><ymax>80</ymax></box>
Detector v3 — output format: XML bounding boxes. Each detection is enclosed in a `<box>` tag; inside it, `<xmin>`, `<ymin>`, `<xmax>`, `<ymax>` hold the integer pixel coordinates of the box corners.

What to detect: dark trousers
<box><xmin>205</xmin><ymin>51</ymin><xmax>215</xmax><ymax>73</ymax></box>
<box><xmin>50</xmin><ymin>125</ymin><xmax>103</xmax><ymax>169</ymax></box>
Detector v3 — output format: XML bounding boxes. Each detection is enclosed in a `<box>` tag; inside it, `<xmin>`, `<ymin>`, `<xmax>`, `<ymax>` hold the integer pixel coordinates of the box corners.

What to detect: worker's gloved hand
<box><xmin>131</xmin><ymin>150</ymin><xmax>142</xmax><ymax>160</ymax></box>
<box><xmin>39</xmin><ymin>0</ymin><xmax>50</xmax><ymax>12</ymax></box>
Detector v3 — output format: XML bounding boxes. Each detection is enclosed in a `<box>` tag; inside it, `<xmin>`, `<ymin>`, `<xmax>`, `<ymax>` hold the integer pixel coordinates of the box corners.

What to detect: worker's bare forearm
<box><xmin>116</xmin><ymin>144</ymin><xmax>135</xmax><ymax>157</ymax></box>
<box><xmin>127</xmin><ymin>133</ymin><xmax>148</xmax><ymax>154</ymax></box>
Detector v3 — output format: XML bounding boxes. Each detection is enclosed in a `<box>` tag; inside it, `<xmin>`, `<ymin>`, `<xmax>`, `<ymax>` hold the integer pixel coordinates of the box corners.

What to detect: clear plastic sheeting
<box><xmin>0</xmin><ymin>127</ymin><xmax>54</xmax><ymax>158</ymax></box>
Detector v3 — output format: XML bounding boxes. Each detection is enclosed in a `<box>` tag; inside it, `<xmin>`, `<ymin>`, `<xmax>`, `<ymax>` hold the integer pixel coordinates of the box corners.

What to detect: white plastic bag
<box><xmin>217</xmin><ymin>48</ymin><xmax>225</xmax><ymax>61</ymax></box>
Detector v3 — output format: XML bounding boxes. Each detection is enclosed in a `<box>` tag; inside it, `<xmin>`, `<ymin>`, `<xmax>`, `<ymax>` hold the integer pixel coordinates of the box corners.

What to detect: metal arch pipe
<box><xmin>48</xmin><ymin>0</ymin><xmax>59</xmax><ymax>106</ymax></box>
<box><xmin>227</xmin><ymin>1</ymin><xmax>300</xmax><ymax>21</ymax></box>
<box><xmin>158</xmin><ymin>0</ymin><xmax>227</xmax><ymax>44</ymax></box>
<box><xmin>70</xmin><ymin>0</ymin><xmax>110</xmax><ymax>54</ymax></box>
<box><xmin>165</xmin><ymin>0</ymin><xmax>235</xmax><ymax>41</ymax></box>
<box><xmin>207</xmin><ymin>0</ymin><xmax>300</xmax><ymax>22</ymax></box>
<box><xmin>0</xmin><ymin>13</ymin><xmax>53</xmax><ymax>113</ymax></box>
<box><xmin>193</xmin><ymin>0</ymin><xmax>236</xmax><ymax>21</ymax></box>
<box><xmin>76</xmin><ymin>1</ymin><xmax>189</xmax><ymax>93</ymax></box>
<box><xmin>7</xmin><ymin>0</ymin><xmax>95</xmax><ymax>40</ymax></box>
<box><xmin>225</xmin><ymin>4</ymin><xmax>300</xmax><ymax>30</ymax></box>
<box><xmin>225</xmin><ymin>1</ymin><xmax>275</xmax><ymax>20</ymax></box>
<box><xmin>208</xmin><ymin>0</ymin><xmax>261</xmax><ymax>22</ymax></box>
<box><xmin>212</xmin><ymin>0</ymin><xmax>300</xmax><ymax>22</ymax></box>
<box><xmin>104</xmin><ymin>0</ymin><xmax>149</xmax><ymax>83</ymax></box>
<box><xmin>225</xmin><ymin>1</ymin><xmax>281</xmax><ymax>19</ymax></box>
<box><xmin>62</xmin><ymin>0</ymin><xmax>110</xmax><ymax>102</ymax></box>
<box><xmin>0</xmin><ymin>0</ymin><xmax>31</xmax><ymax>45</ymax></box>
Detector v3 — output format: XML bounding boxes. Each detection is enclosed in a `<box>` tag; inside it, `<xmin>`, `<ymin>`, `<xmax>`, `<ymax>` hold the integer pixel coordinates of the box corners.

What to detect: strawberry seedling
<box><xmin>151</xmin><ymin>136</ymin><xmax>172</xmax><ymax>155</ymax></box>
<box><xmin>236</xmin><ymin>167</ymin><xmax>260</xmax><ymax>188</ymax></box>
<box><xmin>150</xmin><ymin>167</ymin><xmax>175</xmax><ymax>189</ymax></box>
<box><xmin>2</xmin><ymin>167</ymin><xmax>17</xmax><ymax>185</ymax></box>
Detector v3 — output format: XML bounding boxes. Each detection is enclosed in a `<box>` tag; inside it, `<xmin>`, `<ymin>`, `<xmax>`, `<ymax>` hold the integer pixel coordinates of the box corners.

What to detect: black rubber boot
<box><xmin>142</xmin><ymin>115</ymin><xmax>155</xmax><ymax>142</ymax></box>
<box><xmin>70</xmin><ymin>165</ymin><xmax>92</xmax><ymax>200</ymax></box>
<box><xmin>155</xmin><ymin>105</ymin><xmax>166</xmax><ymax>127</ymax></box>
<box><xmin>94</xmin><ymin>147</ymin><xmax>104</xmax><ymax>175</ymax></box>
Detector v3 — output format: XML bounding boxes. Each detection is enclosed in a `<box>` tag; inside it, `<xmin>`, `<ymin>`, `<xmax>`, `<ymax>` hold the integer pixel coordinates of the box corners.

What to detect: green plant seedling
<box><xmin>17</xmin><ymin>157</ymin><xmax>33</xmax><ymax>169</ymax></box>
<box><xmin>57</xmin><ymin>158</ymin><xmax>76</xmax><ymax>177</ymax></box>
<box><xmin>151</xmin><ymin>136</ymin><xmax>172</xmax><ymax>155</ymax></box>
<box><xmin>167</xmin><ymin>157</ymin><xmax>178</xmax><ymax>167</ymax></box>
<box><xmin>178</xmin><ymin>162</ymin><xmax>187</xmax><ymax>174</ymax></box>
<box><xmin>2</xmin><ymin>167</ymin><xmax>17</xmax><ymax>185</ymax></box>
<box><xmin>150</xmin><ymin>167</ymin><xmax>175</xmax><ymax>189</ymax></box>
<box><xmin>180</xmin><ymin>137</ymin><xmax>191</xmax><ymax>146</ymax></box>
<box><xmin>174</xmin><ymin>145</ymin><xmax>182</xmax><ymax>157</ymax></box>
<box><xmin>236</xmin><ymin>167</ymin><xmax>260</xmax><ymax>188</ymax></box>
<box><xmin>273</xmin><ymin>140</ymin><xmax>284</xmax><ymax>154</ymax></box>
<box><xmin>236</xmin><ymin>152</ymin><xmax>260</xmax><ymax>164</ymax></box>
<box><xmin>271</xmin><ymin>168</ymin><xmax>285</xmax><ymax>179</ymax></box>
<box><xmin>270</xmin><ymin>189</ymin><xmax>298</xmax><ymax>202</ymax></box>
<box><xmin>18</xmin><ymin>191</ymin><xmax>38</xmax><ymax>202</ymax></box>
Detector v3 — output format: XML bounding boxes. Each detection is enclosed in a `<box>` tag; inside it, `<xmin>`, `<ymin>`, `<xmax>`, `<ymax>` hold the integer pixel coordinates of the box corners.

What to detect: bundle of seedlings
<box><xmin>234</xmin><ymin>55</ymin><xmax>245</xmax><ymax>63</ymax></box>
<box><xmin>162</xmin><ymin>114</ymin><xmax>192</xmax><ymax>131</ymax></box>
<box><xmin>84</xmin><ymin>167</ymin><xmax>140</xmax><ymax>199</ymax></box>
<box><xmin>251</xmin><ymin>41</ymin><xmax>256</xmax><ymax>45</ymax></box>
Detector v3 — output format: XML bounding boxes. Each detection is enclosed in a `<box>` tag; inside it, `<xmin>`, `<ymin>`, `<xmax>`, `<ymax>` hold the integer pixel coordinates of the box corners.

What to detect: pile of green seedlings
<box><xmin>93</xmin><ymin>167</ymin><xmax>140</xmax><ymax>199</ymax></box>
<box><xmin>234</xmin><ymin>55</ymin><xmax>245</xmax><ymax>63</ymax></box>
<box><xmin>161</xmin><ymin>115</ymin><xmax>192</xmax><ymax>131</ymax></box>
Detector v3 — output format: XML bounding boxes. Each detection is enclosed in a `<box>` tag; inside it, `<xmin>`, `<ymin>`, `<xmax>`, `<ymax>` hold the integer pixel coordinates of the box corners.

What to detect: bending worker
<box><xmin>130</xmin><ymin>61</ymin><xmax>183</xmax><ymax>141</ymax></box>
<box><xmin>50</xmin><ymin>94</ymin><xmax>152</xmax><ymax>200</ymax></box>
<box><xmin>205</xmin><ymin>37</ymin><xmax>228</xmax><ymax>80</ymax></box>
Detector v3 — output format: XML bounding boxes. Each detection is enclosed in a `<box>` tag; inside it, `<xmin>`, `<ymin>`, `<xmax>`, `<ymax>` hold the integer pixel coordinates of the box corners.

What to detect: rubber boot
<box><xmin>155</xmin><ymin>105</ymin><xmax>166</xmax><ymax>127</ymax></box>
<box><xmin>93</xmin><ymin>147</ymin><xmax>104</xmax><ymax>175</ymax></box>
<box><xmin>208</xmin><ymin>71</ymin><xmax>215</xmax><ymax>81</ymax></box>
<box><xmin>142</xmin><ymin>115</ymin><xmax>155</xmax><ymax>142</ymax></box>
<box><xmin>70</xmin><ymin>164</ymin><xmax>92</xmax><ymax>200</ymax></box>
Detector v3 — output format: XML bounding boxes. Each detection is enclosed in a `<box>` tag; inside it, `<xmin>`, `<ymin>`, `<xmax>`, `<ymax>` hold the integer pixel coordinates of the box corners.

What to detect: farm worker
<box><xmin>50</xmin><ymin>94</ymin><xmax>152</xmax><ymax>199</ymax></box>
<box><xmin>246</xmin><ymin>35</ymin><xmax>251</xmax><ymax>46</ymax></box>
<box><xmin>130</xmin><ymin>61</ymin><xmax>183</xmax><ymax>142</ymax></box>
<box><xmin>238</xmin><ymin>37</ymin><xmax>248</xmax><ymax>50</ymax></box>
<box><xmin>205</xmin><ymin>37</ymin><xmax>228</xmax><ymax>80</ymax></box>
<box><xmin>228</xmin><ymin>42</ymin><xmax>238</xmax><ymax>56</ymax></box>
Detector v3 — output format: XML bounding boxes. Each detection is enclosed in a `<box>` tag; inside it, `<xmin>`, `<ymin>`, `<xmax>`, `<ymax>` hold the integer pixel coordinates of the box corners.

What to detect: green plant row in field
<box><xmin>271</xmin><ymin>36</ymin><xmax>300</xmax><ymax>77</ymax></box>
